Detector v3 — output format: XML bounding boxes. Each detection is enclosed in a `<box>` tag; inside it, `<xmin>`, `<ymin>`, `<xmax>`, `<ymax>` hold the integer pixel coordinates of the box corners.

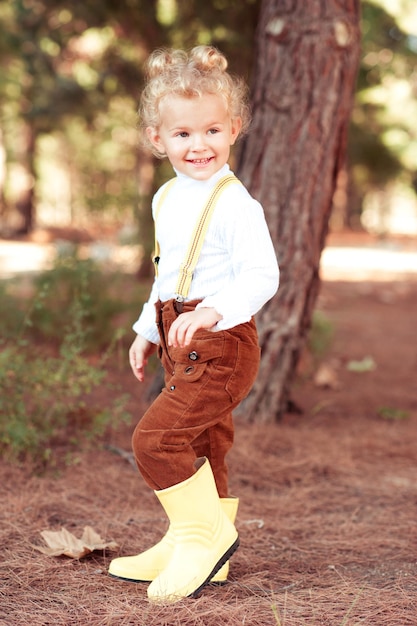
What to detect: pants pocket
<box><xmin>225</xmin><ymin>340</ymin><xmax>261</xmax><ymax>403</ymax></box>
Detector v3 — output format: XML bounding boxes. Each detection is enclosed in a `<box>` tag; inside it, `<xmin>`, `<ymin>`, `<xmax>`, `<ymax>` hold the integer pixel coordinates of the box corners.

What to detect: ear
<box><xmin>146</xmin><ymin>127</ymin><xmax>165</xmax><ymax>154</ymax></box>
<box><xmin>230</xmin><ymin>117</ymin><xmax>242</xmax><ymax>146</ymax></box>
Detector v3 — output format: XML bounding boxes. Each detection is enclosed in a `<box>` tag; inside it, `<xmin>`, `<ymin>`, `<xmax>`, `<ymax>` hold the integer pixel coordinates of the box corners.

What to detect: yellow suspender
<box><xmin>153</xmin><ymin>174</ymin><xmax>240</xmax><ymax>302</ymax></box>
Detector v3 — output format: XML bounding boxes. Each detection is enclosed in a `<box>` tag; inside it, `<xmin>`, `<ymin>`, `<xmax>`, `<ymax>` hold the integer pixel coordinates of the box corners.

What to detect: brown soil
<box><xmin>1</xmin><ymin>241</ymin><xmax>416</xmax><ymax>625</ymax></box>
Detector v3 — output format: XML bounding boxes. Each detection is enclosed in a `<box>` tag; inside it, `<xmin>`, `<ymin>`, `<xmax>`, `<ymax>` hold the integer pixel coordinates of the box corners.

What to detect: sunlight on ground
<box><xmin>320</xmin><ymin>244</ymin><xmax>417</xmax><ymax>281</ymax></box>
<box><xmin>0</xmin><ymin>237</ymin><xmax>416</xmax><ymax>281</ymax></box>
<box><xmin>0</xmin><ymin>240</ymin><xmax>141</xmax><ymax>278</ymax></box>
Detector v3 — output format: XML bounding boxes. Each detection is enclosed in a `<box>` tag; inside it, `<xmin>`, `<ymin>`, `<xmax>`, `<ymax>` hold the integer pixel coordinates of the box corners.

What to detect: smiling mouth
<box><xmin>188</xmin><ymin>157</ymin><xmax>213</xmax><ymax>165</ymax></box>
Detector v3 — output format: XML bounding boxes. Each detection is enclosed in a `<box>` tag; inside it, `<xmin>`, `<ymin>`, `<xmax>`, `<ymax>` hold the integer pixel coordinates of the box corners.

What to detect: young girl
<box><xmin>109</xmin><ymin>45</ymin><xmax>279</xmax><ymax>602</ymax></box>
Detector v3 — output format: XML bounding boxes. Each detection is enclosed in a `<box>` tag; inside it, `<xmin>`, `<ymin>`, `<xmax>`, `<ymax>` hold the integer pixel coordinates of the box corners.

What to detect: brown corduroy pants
<box><xmin>132</xmin><ymin>299</ymin><xmax>260</xmax><ymax>498</ymax></box>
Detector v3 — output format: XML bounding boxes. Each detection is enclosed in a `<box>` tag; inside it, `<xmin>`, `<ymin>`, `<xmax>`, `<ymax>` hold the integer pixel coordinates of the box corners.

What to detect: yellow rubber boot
<box><xmin>108</xmin><ymin>525</ymin><xmax>174</xmax><ymax>582</ymax></box>
<box><xmin>147</xmin><ymin>458</ymin><xmax>239</xmax><ymax>603</ymax></box>
<box><xmin>108</xmin><ymin>497</ymin><xmax>238</xmax><ymax>583</ymax></box>
<box><xmin>211</xmin><ymin>497</ymin><xmax>238</xmax><ymax>584</ymax></box>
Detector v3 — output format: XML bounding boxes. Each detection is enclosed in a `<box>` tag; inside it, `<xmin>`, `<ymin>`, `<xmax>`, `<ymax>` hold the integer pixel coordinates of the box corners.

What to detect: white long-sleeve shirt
<box><xmin>133</xmin><ymin>164</ymin><xmax>279</xmax><ymax>344</ymax></box>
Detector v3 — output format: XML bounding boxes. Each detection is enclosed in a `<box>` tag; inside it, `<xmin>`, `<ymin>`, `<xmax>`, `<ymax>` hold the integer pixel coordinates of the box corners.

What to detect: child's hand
<box><xmin>168</xmin><ymin>307</ymin><xmax>222</xmax><ymax>348</ymax></box>
<box><xmin>129</xmin><ymin>334</ymin><xmax>157</xmax><ymax>382</ymax></box>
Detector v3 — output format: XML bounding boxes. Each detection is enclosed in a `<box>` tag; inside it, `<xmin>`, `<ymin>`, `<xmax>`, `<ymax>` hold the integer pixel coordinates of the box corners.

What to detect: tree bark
<box><xmin>236</xmin><ymin>0</ymin><xmax>361</xmax><ymax>422</ymax></box>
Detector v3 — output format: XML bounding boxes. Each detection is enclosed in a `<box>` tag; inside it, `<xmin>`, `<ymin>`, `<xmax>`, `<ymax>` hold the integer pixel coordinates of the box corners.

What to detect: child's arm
<box><xmin>167</xmin><ymin>307</ymin><xmax>222</xmax><ymax>348</ymax></box>
<box><xmin>129</xmin><ymin>334</ymin><xmax>158</xmax><ymax>382</ymax></box>
<box><xmin>195</xmin><ymin>190</ymin><xmax>279</xmax><ymax>330</ymax></box>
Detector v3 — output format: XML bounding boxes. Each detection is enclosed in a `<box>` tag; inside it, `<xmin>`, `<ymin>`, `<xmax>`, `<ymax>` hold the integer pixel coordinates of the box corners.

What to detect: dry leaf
<box><xmin>314</xmin><ymin>362</ymin><xmax>340</xmax><ymax>389</ymax></box>
<box><xmin>35</xmin><ymin>525</ymin><xmax>119</xmax><ymax>559</ymax></box>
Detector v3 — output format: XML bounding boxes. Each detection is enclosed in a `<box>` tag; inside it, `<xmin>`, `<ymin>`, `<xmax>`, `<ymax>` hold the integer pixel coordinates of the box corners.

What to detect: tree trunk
<box><xmin>15</xmin><ymin>120</ymin><xmax>36</xmax><ymax>234</ymax></box>
<box><xmin>135</xmin><ymin>149</ymin><xmax>158</xmax><ymax>279</ymax></box>
<box><xmin>236</xmin><ymin>0</ymin><xmax>361</xmax><ymax>422</ymax></box>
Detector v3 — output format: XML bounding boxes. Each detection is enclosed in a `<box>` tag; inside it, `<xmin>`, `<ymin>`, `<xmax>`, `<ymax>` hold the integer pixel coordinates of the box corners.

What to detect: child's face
<box><xmin>147</xmin><ymin>93</ymin><xmax>241</xmax><ymax>181</ymax></box>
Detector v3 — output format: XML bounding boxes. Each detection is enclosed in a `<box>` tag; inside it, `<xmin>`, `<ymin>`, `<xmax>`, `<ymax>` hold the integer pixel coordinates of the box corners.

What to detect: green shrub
<box><xmin>0</xmin><ymin>281</ymin><xmax>26</xmax><ymax>337</ymax></box>
<box><xmin>29</xmin><ymin>250</ymin><xmax>140</xmax><ymax>349</ymax></box>
<box><xmin>1</xmin><ymin>247</ymin><xmax>149</xmax><ymax>350</ymax></box>
<box><xmin>0</xmin><ymin>272</ymin><xmax>132</xmax><ymax>468</ymax></box>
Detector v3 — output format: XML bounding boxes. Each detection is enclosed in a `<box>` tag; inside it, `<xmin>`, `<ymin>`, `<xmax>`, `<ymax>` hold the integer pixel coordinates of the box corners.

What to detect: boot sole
<box><xmin>109</xmin><ymin>572</ymin><xmax>229</xmax><ymax>585</ymax></box>
<box><xmin>109</xmin><ymin>572</ymin><xmax>150</xmax><ymax>583</ymax></box>
<box><xmin>188</xmin><ymin>535</ymin><xmax>240</xmax><ymax>599</ymax></box>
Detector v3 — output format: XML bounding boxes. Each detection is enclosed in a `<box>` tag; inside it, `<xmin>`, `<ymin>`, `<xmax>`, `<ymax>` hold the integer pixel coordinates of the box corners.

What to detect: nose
<box><xmin>190</xmin><ymin>133</ymin><xmax>206</xmax><ymax>151</ymax></box>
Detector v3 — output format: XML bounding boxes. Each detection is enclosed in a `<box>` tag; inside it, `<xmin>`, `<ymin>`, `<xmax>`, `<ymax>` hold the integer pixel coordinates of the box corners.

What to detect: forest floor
<box><xmin>0</xmin><ymin>231</ymin><xmax>416</xmax><ymax>625</ymax></box>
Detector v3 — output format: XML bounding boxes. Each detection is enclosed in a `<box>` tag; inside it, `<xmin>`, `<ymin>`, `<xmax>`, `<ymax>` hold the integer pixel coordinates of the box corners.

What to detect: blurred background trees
<box><xmin>1</xmin><ymin>0</ymin><xmax>416</xmax><ymax>241</ymax></box>
<box><xmin>0</xmin><ymin>0</ymin><xmax>260</xmax><ymax>239</ymax></box>
<box><xmin>347</xmin><ymin>0</ymin><xmax>417</xmax><ymax>235</ymax></box>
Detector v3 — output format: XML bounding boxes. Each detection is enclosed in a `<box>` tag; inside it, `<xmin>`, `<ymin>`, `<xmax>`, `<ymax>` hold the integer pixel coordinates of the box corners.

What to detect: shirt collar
<box><xmin>173</xmin><ymin>164</ymin><xmax>232</xmax><ymax>189</ymax></box>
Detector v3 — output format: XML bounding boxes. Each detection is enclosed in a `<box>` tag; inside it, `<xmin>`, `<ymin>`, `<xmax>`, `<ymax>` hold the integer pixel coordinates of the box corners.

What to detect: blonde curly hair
<box><xmin>139</xmin><ymin>45</ymin><xmax>251</xmax><ymax>157</ymax></box>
